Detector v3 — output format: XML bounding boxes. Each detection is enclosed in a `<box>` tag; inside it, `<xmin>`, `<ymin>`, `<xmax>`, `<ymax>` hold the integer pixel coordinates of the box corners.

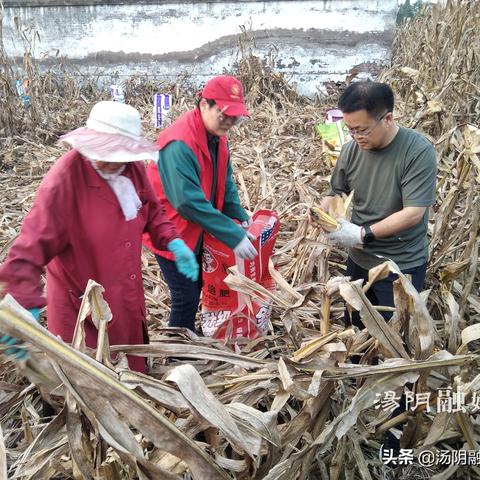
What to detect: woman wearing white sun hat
<box><xmin>0</xmin><ymin>101</ymin><xmax>198</xmax><ymax>372</ymax></box>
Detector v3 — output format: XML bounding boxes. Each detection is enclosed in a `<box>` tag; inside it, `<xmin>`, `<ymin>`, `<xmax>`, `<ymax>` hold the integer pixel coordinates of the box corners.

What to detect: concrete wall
<box><xmin>3</xmin><ymin>1</ymin><xmax>398</xmax><ymax>96</ymax></box>
<box><xmin>4</xmin><ymin>0</ymin><xmax>314</xmax><ymax>5</ymax></box>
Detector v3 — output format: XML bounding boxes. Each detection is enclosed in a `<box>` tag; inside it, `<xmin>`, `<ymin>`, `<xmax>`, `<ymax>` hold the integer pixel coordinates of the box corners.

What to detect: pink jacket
<box><xmin>0</xmin><ymin>150</ymin><xmax>177</xmax><ymax>372</ymax></box>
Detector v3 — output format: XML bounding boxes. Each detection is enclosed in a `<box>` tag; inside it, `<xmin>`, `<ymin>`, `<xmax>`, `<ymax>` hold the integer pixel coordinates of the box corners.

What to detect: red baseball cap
<box><xmin>200</xmin><ymin>75</ymin><xmax>250</xmax><ymax>117</ymax></box>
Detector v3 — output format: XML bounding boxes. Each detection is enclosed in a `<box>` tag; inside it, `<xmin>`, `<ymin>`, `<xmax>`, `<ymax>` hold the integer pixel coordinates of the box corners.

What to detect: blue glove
<box><xmin>0</xmin><ymin>308</ymin><xmax>40</xmax><ymax>360</ymax></box>
<box><xmin>167</xmin><ymin>239</ymin><xmax>199</xmax><ymax>282</ymax></box>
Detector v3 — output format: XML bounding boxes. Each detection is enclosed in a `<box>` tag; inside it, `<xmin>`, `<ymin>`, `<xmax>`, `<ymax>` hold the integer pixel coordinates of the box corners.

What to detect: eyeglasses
<box><xmin>346</xmin><ymin>111</ymin><xmax>389</xmax><ymax>138</ymax></box>
<box><xmin>215</xmin><ymin>106</ymin><xmax>244</xmax><ymax>127</ymax></box>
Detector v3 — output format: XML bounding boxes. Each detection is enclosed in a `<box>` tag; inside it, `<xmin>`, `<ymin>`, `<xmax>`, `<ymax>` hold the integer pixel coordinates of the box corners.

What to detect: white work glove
<box><xmin>233</xmin><ymin>234</ymin><xmax>258</xmax><ymax>260</ymax></box>
<box><xmin>240</xmin><ymin>217</ymin><xmax>256</xmax><ymax>242</ymax></box>
<box><xmin>325</xmin><ymin>218</ymin><xmax>363</xmax><ymax>249</ymax></box>
<box><xmin>241</xmin><ymin>217</ymin><xmax>253</xmax><ymax>228</ymax></box>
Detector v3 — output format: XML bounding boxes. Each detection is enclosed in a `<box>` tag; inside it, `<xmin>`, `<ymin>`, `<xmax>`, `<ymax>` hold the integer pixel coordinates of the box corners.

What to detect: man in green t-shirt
<box><xmin>319</xmin><ymin>81</ymin><xmax>437</xmax><ymax>328</ymax></box>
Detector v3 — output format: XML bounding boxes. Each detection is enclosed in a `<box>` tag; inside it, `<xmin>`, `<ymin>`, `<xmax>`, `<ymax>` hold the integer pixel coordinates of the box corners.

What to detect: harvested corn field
<box><xmin>1</xmin><ymin>1</ymin><xmax>480</xmax><ymax>479</ymax></box>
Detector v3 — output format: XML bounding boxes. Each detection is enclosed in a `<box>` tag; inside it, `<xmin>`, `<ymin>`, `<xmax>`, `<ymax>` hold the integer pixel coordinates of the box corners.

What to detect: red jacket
<box><xmin>0</xmin><ymin>150</ymin><xmax>177</xmax><ymax>372</ymax></box>
<box><xmin>143</xmin><ymin>108</ymin><xmax>229</xmax><ymax>260</ymax></box>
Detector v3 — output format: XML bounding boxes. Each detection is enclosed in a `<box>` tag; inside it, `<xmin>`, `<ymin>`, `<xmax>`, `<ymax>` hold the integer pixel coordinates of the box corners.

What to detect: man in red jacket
<box><xmin>144</xmin><ymin>75</ymin><xmax>256</xmax><ymax>332</ymax></box>
<box><xmin>0</xmin><ymin>101</ymin><xmax>198</xmax><ymax>372</ymax></box>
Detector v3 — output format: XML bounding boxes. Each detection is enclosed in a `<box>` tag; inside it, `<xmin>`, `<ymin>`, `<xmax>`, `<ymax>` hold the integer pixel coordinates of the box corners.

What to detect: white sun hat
<box><xmin>58</xmin><ymin>101</ymin><xmax>159</xmax><ymax>162</ymax></box>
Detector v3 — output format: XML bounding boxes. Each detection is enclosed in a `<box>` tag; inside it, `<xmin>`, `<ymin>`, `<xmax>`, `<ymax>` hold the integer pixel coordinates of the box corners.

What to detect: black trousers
<box><xmin>345</xmin><ymin>257</ymin><xmax>427</xmax><ymax>328</ymax></box>
<box><xmin>156</xmin><ymin>254</ymin><xmax>203</xmax><ymax>331</ymax></box>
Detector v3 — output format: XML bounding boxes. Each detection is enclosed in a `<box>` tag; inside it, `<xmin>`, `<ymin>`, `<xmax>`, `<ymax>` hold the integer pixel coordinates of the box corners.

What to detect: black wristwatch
<box><xmin>363</xmin><ymin>225</ymin><xmax>375</xmax><ymax>244</ymax></box>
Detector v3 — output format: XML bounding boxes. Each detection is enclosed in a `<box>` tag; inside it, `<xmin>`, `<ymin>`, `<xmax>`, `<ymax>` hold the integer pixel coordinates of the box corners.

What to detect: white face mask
<box><xmin>92</xmin><ymin>162</ymin><xmax>126</xmax><ymax>180</ymax></box>
<box><xmin>89</xmin><ymin>160</ymin><xmax>142</xmax><ymax>221</ymax></box>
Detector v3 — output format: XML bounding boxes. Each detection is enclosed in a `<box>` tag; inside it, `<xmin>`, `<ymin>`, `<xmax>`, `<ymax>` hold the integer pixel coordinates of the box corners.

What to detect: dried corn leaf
<box><xmin>0</xmin><ymin>295</ymin><xmax>229</xmax><ymax>480</ymax></box>
<box><xmin>0</xmin><ymin>426</ymin><xmax>6</xmax><ymax>480</ymax></box>
<box><xmin>339</xmin><ymin>281</ymin><xmax>410</xmax><ymax>359</ymax></box>
<box><xmin>457</xmin><ymin>323</ymin><xmax>480</xmax><ymax>355</ymax></box>
<box><xmin>71</xmin><ymin>279</ymin><xmax>112</xmax><ymax>354</ymax></box>
<box><xmin>373</xmin><ymin>261</ymin><xmax>435</xmax><ymax>359</ymax></box>
<box><xmin>110</xmin><ymin>342</ymin><xmax>268</xmax><ymax>370</ymax></box>
<box><xmin>119</xmin><ymin>370</ymin><xmax>190</xmax><ymax>414</ymax></box>
<box><xmin>328</xmin><ymin>191</ymin><xmax>354</xmax><ymax>219</ymax></box>
<box><xmin>226</xmin><ymin>402</ymin><xmax>280</xmax><ymax>449</ymax></box>
<box><xmin>324</xmin><ymin>353</ymin><xmax>474</xmax><ymax>380</ymax></box>
<box><xmin>264</xmin><ymin>371</ymin><xmax>420</xmax><ymax>479</ymax></box>
<box><xmin>166</xmin><ymin>363</ymin><xmax>260</xmax><ymax>458</ymax></box>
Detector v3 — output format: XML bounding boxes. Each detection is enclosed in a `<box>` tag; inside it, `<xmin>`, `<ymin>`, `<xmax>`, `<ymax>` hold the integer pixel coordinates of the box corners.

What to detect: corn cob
<box><xmin>309</xmin><ymin>207</ymin><xmax>339</xmax><ymax>232</ymax></box>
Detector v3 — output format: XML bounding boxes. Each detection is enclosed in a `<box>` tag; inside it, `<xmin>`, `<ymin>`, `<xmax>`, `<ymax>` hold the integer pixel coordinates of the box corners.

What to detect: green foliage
<box><xmin>396</xmin><ymin>0</ymin><xmax>426</xmax><ymax>25</ymax></box>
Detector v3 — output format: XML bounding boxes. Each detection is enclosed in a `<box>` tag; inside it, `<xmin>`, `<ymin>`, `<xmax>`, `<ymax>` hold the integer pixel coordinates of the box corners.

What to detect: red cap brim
<box><xmin>216</xmin><ymin>100</ymin><xmax>250</xmax><ymax>117</ymax></box>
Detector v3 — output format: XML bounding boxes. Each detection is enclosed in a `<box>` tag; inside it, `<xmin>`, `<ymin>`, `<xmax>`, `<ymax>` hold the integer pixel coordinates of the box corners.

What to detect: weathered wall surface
<box><xmin>4</xmin><ymin>0</ymin><xmax>310</xmax><ymax>5</ymax></box>
<box><xmin>3</xmin><ymin>1</ymin><xmax>398</xmax><ymax>96</ymax></box>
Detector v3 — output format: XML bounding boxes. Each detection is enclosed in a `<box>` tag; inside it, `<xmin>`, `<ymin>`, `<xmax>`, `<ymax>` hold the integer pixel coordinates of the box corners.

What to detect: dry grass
<box><xmin>1</xmin><ymin>1</ymin><xmax>480</xmax><ymax>479</ymax></box>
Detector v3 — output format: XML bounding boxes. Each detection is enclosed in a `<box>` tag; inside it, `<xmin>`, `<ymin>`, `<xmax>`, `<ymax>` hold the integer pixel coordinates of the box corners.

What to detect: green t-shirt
<box><xmin>328</xmin><ymin>127</ymin><xmax>437</xmax><ymax>270</ymax></box>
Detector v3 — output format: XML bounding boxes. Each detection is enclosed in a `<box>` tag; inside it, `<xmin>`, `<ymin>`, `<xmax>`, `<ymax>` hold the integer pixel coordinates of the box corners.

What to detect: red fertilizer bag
<box><xmin>201</xmin><ymin>210</ymin><xmax>280</xmax><ymax>340</ymax></box>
